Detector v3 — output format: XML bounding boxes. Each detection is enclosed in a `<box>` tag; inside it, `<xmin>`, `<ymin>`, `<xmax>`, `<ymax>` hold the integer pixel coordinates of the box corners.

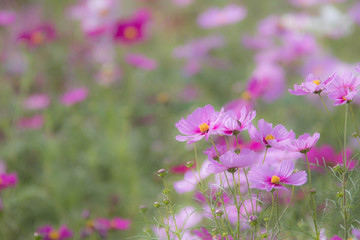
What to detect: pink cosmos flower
<box><xmin>69</xmin><ymin>0</ymin><xmax>119</xmax><ymax>37</ymax></box>
<box><xmin>326</xmin><ymin>72</ymin><xmax>360</xmax><ymax>105</ymax></box>
<box><xmin>289</xmin><ymin>0</ymin><xmax>345</xmax><ymax>7</ymax></box>
<box><xmin>289</xmin><ymin>73</ymin><xmax>335</xmax><ymax>95</ymax></box>
<box><xmin>153</xmin><ymin>206</ymin><xmax>202</xmax><ymax>240</ymax></box>
<box><xmin>350</xmin><ymin>2</ymin><xmax>360</xmax><ymax>25</ymax></box>
<box><xmin>207</xmin><ymin>149</ymin><xmax>255</xmax><ymax>174</ymax></box>
<box><xmin>219</xmin><ymin>107</ymin><xmax>256</xmax><ymax>136</ymax></box>
<box><xmin>173</xmin><ymin>160</ymin><xmax>211</xmax><ymax>193</ymax></box>
<box><xmin>288</xmin><ymin>132</ymin><xmax>320</xmax><ymax>153</ymax></box>
<box><xmin>125</xmin><ymin>53</ymin><xmax>157</xmax><ymax>71</ymax></box>
<box><xmin>17</xmin><ymin>115</ymin><xmax>44</xmax><ymax>129</ymax></box>
<box><xmin>0</xmin><ymin>173</ymin><xmax>17</xmax><ymax>191</ymax></box>
<box><xmin>175</xmin><ymin>104</ymin><xmax>224</xmax><ymax>144</ymax></box>
<box><xmin>82</xmin><ymin>217</ymin><xmax>131</xmax><ymax>238</ymax></box>
<box><xmin>328</xmin><ymin>236</ymin><xmax>343</xmax><ymax>240</ymax></box>
<box><xmin>114</xmin><ymin>9</ymin><xmax>150</xmax><ymax>44</ymax></box>
<box><xmin>248</xmin><ymin>119</ymin><xmax>295</xmax><ymax>150</ymax></box>
<box><xmin>197</xmin><ymin>5</ymin><xmax>247</xmax><ymax>29</ymax></box>
<box><xmin>203</xmin><ymin>143</ymin><xmax>229</xmax><ymax>160</ymax></box>
<box><xmin>0</xmin><ymin>10</ymin><xmax>16</xmax><ymax>26</ymax></box>
<box><xmin>170</xmin><ymin>163</ymin><xmax>195</xmax><ymax>174</ymax></box>
<box><xmin>172</xmin><ymin>0</ymin><xmax>194</xmax><ymax>7</ymax></box>
<box><xmin>307</xmin><ymin>145</ymin><xmax>355</xmax><ymax>171</ymax></box>
<box><xmin>173</xmin><ymin>35</ymin><xmax>226</xmax><ymax>77</ymax></box>
<box><xmin>248</xmin><ymin>160</ymin><xmax>307</xmax><ymax>192</ymax></box>
<box><xmin>23</xmin><ymin>94</ymin><xmax>50</xmax><ymax>110</ymax></box>
<box><xmin>60</xmin><ymin>87</ymin><xmax>88</xmax><ymax>106</ymax></box>
<box><xmin>352</xmin><ymin>228</ymin><xmax>360</xmax><ymax>239</ymax></box>
<box><xmin>37</xmin><ymin>225</ymin><xmax>72</xmax><ymax>240</ymax></box>
<box><xmin>18</xmin><ymin>24</ymin><xmax>56</xmax><ymax>47</ymax></box>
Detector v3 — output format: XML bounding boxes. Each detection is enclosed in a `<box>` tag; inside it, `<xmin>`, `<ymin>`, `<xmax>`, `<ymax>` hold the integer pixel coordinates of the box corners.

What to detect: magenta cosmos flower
<box><xmin>175</xmin><ymin>104</ymin><xmax>224</xmax><ymax>144</ymax></box>
<box><xmin>326</xmin><ymin>72</ymin><xmax>360</xmax><ymax>105</ymax></box>
<box><xmin>82</xmin><ymin>217</ymin><xmax>131</xmax><ymax>238</ymax></box>
<box><xmin>60</xmin><ymin>87</ymin><xmax>88</xmax><ymax>106</ymax></box>
<box><xmin>113</xmin><ymin>9</ymin><xmax>150</xmax><ymax>44</ymax></box>
<box><xmin>0</xmin><ymin>172</ymin><xmax>17</xmax><ymax>190</ymax></box>
<box><xmin>207</xmin><ymin>149</ymin><xmax>255</xmax><ymax>174</ymax></box>
<box><xmin>197</xmin><ymin>5</ymin><xmax>246</xmax><ymax>29</ymax></box>
<box><xmin>249</xmin><ymin>119</ymin><xmax>295</xmax><ymax>150</ymax></box>
<box><xmin>289</xmin><ymin>73</ymin><xmax>335</xmax><ymax>95</ymax></box>
<box><xmin>219</xmin><ymin>107</ymin><xmax>256</xmax><ymax>136</ymax></box>
<box><xmin>17</xmin><ymin>114</ymin><xmax>44</xmax><ymax>130</ymax></box>
<box><xmin>288</xmin><ymin>132</ymin><xmax>320</xmax><ymax>153</ymax></box>
<box><xmin>248</xmin><ymin>160</ymin><xmax>307</xmax><ymax>192</ymax></box>
<box><xmin>37</xmin><ymin>225</ymin><xmax>72</xmax><ymax>240</ymax></box>
<box><xmin>18</xmin><ymin>24</ymin><xmax>56</xmax><ymax>47</ymax></box>
<box><xmin>0</xmin><ymin>10</ymin><xmax>16</xmax><ymax>26</ymax></box>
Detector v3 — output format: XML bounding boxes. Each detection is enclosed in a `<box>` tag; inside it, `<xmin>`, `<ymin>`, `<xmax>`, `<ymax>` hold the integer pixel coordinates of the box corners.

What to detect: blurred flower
<box><xmin>173</xmin><ymin>35</ymin><xmax>226</xmax><ymax>77</ymax></box>
<box><xmin>197</xmin><ymin>5</ymin><xmax>247</xmax><ymax>29</ymax></box>
<box><xmin>175</xmin><ymin>104</ymin><xmax>224</xmax><ymax>144</ymax></box>
<box><xmin>193</xmin><ymin>228</ymin><xmax>233</xmax><ymax>240</ymax></box>
<box><xmin>60</xmin><ymin>87</ymin><xmax>88</xmax><ymax>106</ymax></box>
<box><xmin>17</xmin><ymin>115</ymin><xmax>44</xmax><ymax>130</ymax></box>
<box><xmin>289</xmin><ymin>73</ymin><xmax>335</xmax><ymax>95</ymax></box>
<box><xmin>125</xmin><ymin>53</ymin><xmax>157</xmax><ymax>70</ymax></box>
<box><xmin>96</xmin><ymin>63</ymin><xmax>122</xmax><ymax>86</ymax></box>
<box><xmin>114</xmin><ymin>9</ymin><xmax>150</xmax><ymax>44</ymax></box>
<box><xmin>82</xmin><ymin>217</ymin><xmax>131</xmax><ymax>238</ymax></box>
<box><xmin>350</xmin><ymin>2</ymin><xmax>360</xmax><ymax>25</ymax></box>
<box><xmin>0</xmin><ymin>173</ymin><xmax>17</xmax><ymax>191</ymax></box>
<box><xmin>172</xmin><ymin>0</ymin><xmax>194</xmax><ymax>7</ymax></box>
<box><xmin>203</xmin><ymin>142</ymin><xmax>228</xmax><ymax>160</ymax></box>
<box><xmin>249</xmin><ymin>119</ymin><xmax>295</xmax><ymax>150</ymax></box>
<box><xmin>207</xmin><ymin>149</ymin><xmax>255</xmax><ymax>174</ymax></box>
<box><xmin>326</xmin><ymin>71</ymin><xmax>360</xmax><ymax>105</ymax></box>
<box><xmin>153</xmin><ymin>206</ymin><xmax>202</xmax><ymax>240</ymax></box>
<box><xmin>170</xmin><ymin>163</ymin><xmax>195</xmax><ymax>174</ymax></box>
<box><xmin>37</xmin><ymin>225</ymin><xmax>72</xmax><ymax>240</ymax></box>
<box><xmin>352</xmin><ymin>228</ymin><xmax>360</xmax><ymax>239</ymax></box>
<box><xmin>0</xmin><ymin>10</ymin><xmax>16</xmax><ymax>26</ymax></box>
<box><xmin>70</xmin><ymin>0</ymin><xmax>120</xmax><ymax>37</ymax></box>
<box><xmin>289</xmin><ymin>0</ymin><xmax>345</xmax><ymax>7</ymax></box>
<box><xmin>219</xmin><ymin>107</ymin><xmax>256</xmax><ymax>135</ymax></box>
<box><xmin>288</xmin><ymin>132</ymin><xmax>320</xmax><ymax>153</ymax></box>
<box><xmin>23</xmin><ymin>94</ymin><xmax>50</xmax><ymax>110</ymax></box>
<box><xmin>248</xmin><ymin>160</ymin><xmax>307</xmax><ymax>192</ymax></box>
<box><xmin>18</xmin><ymin>24</ymin><xmax>56</xmax><ymax>47</ymax></box>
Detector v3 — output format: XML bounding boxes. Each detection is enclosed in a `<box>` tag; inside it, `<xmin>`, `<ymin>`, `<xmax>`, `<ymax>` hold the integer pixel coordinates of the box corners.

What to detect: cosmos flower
<box><xmin>218</xmin><ymin>107</ymin><xmax>256</xmax><ymax>136</ymax></box>
<box><xmin>0</xmin><ymin>172</ymin><xmax>17</xmax><ymax>191</ymax></box>
<box><xmin>288</xmin><ymin>132</ymin><xmax>320</xmax><ymax>153</ymax></box>
<box><xmin>82</xmin><ymin>217</ymin><xmax>131</xmax><ymax>238</ymax></box>
<box><xmin>197</xmin><ymin>5</ymin><xmax>247</xmax><ymax>29</ymax></box>
<box><xmin>37</xmin><ymin>225</ymin><xmax>72</xmax><ymax>240</ymax></box>
<box><xmin>0</xmin><ymin>10</ymin><xmax>16</xmax><ymax>26</ymax></box>
<box><xmin>326</xmin><ymin>71</ymin><xmax>360</xmax><ymax>105</ymax></box>
<box><xmin>125</xmin><ymin>53</ymin><xmax>157</xmax><ymax>71</ymax></box>
<box><xmin>289</xmin><ymin>73</ymin><xmax>335</xmax><ymax>95</ymax></box>
<box><xmin>18</xmin><ymin>24</ymin><xmax>56</xmax><ymax>47</ymax></box>
<box><xmin>114</xmin><ymin>9</ymin><xmax>150</xmax><ymax>44</ymax></box>
<box><xmin>175</xmin><ymin>104</ymin><xmax>224</xmax><ymax>144</ymax></box>
<box><xmin>248</xmin><ymin>119</ymin><xmax>295</xmax><ymax>150</ymax></box>
<box><xmin>60</xmin><ymin>87</ymin><xmax>88</xmax><ymax>106</ymax></box>
<box><xmin>207</xmin><ymin>149</ymin><xmax>255</xmax><ymax>174</ymax></box>
<box><xmin>17</xmin><ymin>115</ymin><xmax>44</xmax><ymax>130</ymax></box>
<box><xmin>248</xmin><ymin>160</ymin><xmax>307</xmax><ymax>192</ymax></box>
<box><xmin>23</xmin><ymin>94</ymin><xmax>50</xmax><ymax>110</ymax></box>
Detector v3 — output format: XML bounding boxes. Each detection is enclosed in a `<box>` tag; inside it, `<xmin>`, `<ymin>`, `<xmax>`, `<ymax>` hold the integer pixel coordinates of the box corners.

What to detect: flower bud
<box><xmin>186</xmin><ymin>161</ymin><xmax>194</xmax><ymax>168</ymax></box>
<box><xmin>34</xmin><ymin>233</ymin><xmax>43</xmax><ymax>240</ymax></box>
<box><xmin>139</xmin><ymin>205</ymin><xmax>148</xmax><ymax>213</ymax></box>
<box><xmin>336</xmin><ymin>191</ymin><xmax>343</xmax><ymax>198</ymax></box>
<box><xmin>157</xmin><ymin>169</ymin><xmax>166</xmax><ymax>178</ymax></box>
<box><xmin>310</xmin><ymin>188</ymin><xmax>316</xmax><ymax>194</ymax></box>
<box><xmin>162</xmin><ymin>198</ymin><xmax>170</xmax><ymax>205</ymax></box>
<box><xmin>333</xmin><ymin>165</ymin><xmax>344</xmax><ymax>175</ymax></box>
<box><xmin>352</xmin><ymin>132</ymin><xmax>359</xmax><ymax>138</ymax></box>
<box><xmin>153</xmin><ymin>201</ymin><xmax>161</xmax><ymax>208</ymax></box>
<box><xmin>215</xmin><ymin>209</ymin><xmax>223</xmax><ymax>217</ymax></box>
<box><xmin>249</xmin><ymin>215</ymin><xmax>258</xmax><ymax>224</ymax></box>
<box><xmin>234</xmin><ymin>148</ymin><xmax>241</xmax><ymax>154</ymax></box>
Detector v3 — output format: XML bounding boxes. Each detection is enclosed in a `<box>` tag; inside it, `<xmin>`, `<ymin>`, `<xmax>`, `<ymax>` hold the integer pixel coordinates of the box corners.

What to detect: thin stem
<box><xmin>343</xmin><ymin>104</ymin><xmax>349</xmax><ymax>239</ymax></box>
<box><xmin>276</xmin><ymin>190</ymin><xmax>280</xmax><ymax>230</ymax></box>
<box><xmin>262</xmin><ymin>147</ymin><xmax>269</xmax><ymax>164</ymax></box>
<box><xmin>348</xmin><ymin>102</ymin><xmax>360</xmax><ymax>146</ymax></box>
<box><xmin>209</xmin><ymin>137</ymin><xmax>219</xmax><ymax>158</ymax></box>
<box><xmin>274</xmin><ymin>186</ymin><xmax>295</xmax><ymax>230</ymax></box>
<box><xmin>244</xmin><ymin>169</ymin><xmax>255</xmax><ymax>214</ymax></box>
<box><xmin>305</xmin><ymin>152</ymin><xmax>319</xmax><ymax>240</ymax></box>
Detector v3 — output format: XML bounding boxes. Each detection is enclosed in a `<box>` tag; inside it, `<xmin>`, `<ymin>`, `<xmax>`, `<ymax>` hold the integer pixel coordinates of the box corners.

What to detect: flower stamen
<box><xmin>199</xmin><ymin>123</ymin><xmax>209</xmax><ymax>133</ymax></box>
<box><xmin>312</xmin><ymin>80</ymin><xmax>321</xmax><ymax>85</ymax></box>
<box><xmin>265</xmin><ymin>134</ymin><xmax>275</xmax><ymax>141</ymax></box>
<box><xmin>271</xmin><ymin>175</ymin><xmax>280</xmax><ymax>184</ymax></box>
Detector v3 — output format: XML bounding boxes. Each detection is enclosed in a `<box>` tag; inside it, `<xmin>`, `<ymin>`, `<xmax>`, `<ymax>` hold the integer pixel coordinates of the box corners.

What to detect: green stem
<box><xmin>348</xmin><ymin>102</ymin><xmax>360</xmax><ymax>146</ymax></box>
<box><xmin>343</xmin><ymin>104</ymin><xmax>349</xmax><ymax>239</ymax></box>
<box><xmin>262</xmin><ymin>147</ymin><xmax>269</xmax><ymax>164</ymax></box>
<box><xmin>305</xmin><ymin>152</ymin><xmax>319</xmax><ymax>240</ymax></box>
<box><xmin>209</xmin><ymin>137</ymin><xmax>219</xmax><ymax>158</ymax></box>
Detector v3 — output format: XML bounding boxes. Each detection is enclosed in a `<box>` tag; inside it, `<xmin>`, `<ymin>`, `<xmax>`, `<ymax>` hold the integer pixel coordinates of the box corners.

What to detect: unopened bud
<box><xmin>336</xmin><ymin>192</ymin><xmax>343</xmax><ymax>198</ymax></box>
<box><xmin>153</xmin><ymin>201</ymin><xmax>161</xmax><ymax>208</ymax></box>
<box><xmin>157</xmin><ymin>169</ymin><xmax>166</xmax><ymax>178</ymax></box>
<box><xmin>34</xmin><ymin>233</ymin><xmax>43</xmax><ymax>240</ymax></box>
<box><xmin>352</xmin><ymin>132</ymin><xmax>359</xmax><ymax>138</ymax></box>
<box><xmin>215</xmin><ymin>209</ymin><xmax>223</xmax><ymax>217</ymax></box>
<box><xmin>249</xmin><ymin>215</ymin><xmax>258</xmax><ymax>224</ymax></box>
<box><xmin>139</xmin><ymin>205</ymin><xmax>148</xmax><ymax>213</ymax></box>
<box><xmin>333</xmin><ymin>165</ymin><xmax>344</xmax><ymax>175</ymax></box>
<box><xmin>234</xmin><ymin>148</ymin><xmax>241</xmax><ymax>154</ymax></box>
<box><xmin>186</xmin><ymin>161</ymin><xmax>194</xmax><ymax>168</ymax></box>
<box><xmin>310</xmin><ymin>188</ymin><xmax>316</xmax><ymax>194</ymax></box>
<box><xmin>162</xmin><ymin>198</ymin><xmax>170</xmax><ymax>205</ymax></box>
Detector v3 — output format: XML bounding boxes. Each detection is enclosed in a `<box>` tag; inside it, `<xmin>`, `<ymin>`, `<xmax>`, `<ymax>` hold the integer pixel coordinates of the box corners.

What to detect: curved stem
<box><xmin>262</xmin><ymin>147</ymin><xmax>269</xmax><ymax>164</ymax></box>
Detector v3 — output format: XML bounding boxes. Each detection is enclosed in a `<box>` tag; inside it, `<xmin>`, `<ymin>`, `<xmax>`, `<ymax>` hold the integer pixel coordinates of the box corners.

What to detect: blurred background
<box><xmin>1</xmin><ymin>0</ymin><xmax>360</xmax><ymax>239</ymax></box>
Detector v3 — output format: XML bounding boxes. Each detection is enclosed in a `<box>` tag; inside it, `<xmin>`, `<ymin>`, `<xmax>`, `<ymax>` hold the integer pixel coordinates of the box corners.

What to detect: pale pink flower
<box><xmin>60</xmin><ymin>87</ymin><xmax>88</xmax><ymax>106</ymax></box>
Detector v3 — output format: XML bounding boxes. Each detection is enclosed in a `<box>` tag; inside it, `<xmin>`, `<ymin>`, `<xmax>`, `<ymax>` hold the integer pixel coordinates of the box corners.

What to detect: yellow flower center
<box><xmin>271</xmin><ymin>175</ymin><xmax>280</xmax><ymax>184</ymax></box>
<box><xmin>123</xmin><ymin>26</ymin><xmax>138</xmax><ymax>40</ymax></box>
<box><xmin>312</xmin><ymin>80</ymin><xmax>321</xmax><ymax>85</ymax></box>
<box><xmin>31</xmin><ymin>31</ymin><xmax>45</xmax><ymax>45</ymax></box>
<box><xmin>343</xmin><ymin>96</ymin><xmax>347</xmax><ymax>101</ymax></box>
<box><xmin>241</xmin><ymin>91</ymin><xmax>251</xmax><ymax>101</ymax></box>
<box><xmin>265</xmin><ymin>134</ymin><xmax>275</xmax><ymax>141</ymax></box>
<box><xmin>86</xmin><ymin>220</ymin><xmax>94</xmax><ymax>228</ymax></box>
<box><xmin>49</xmin><ymin>230</ymin><xmax>60</xmax><ymax>240</ymax></box>
<box><xmin>199</xmin><ymin>123</ymin><xmax>209</xmax><ymax>133</ymax></box>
